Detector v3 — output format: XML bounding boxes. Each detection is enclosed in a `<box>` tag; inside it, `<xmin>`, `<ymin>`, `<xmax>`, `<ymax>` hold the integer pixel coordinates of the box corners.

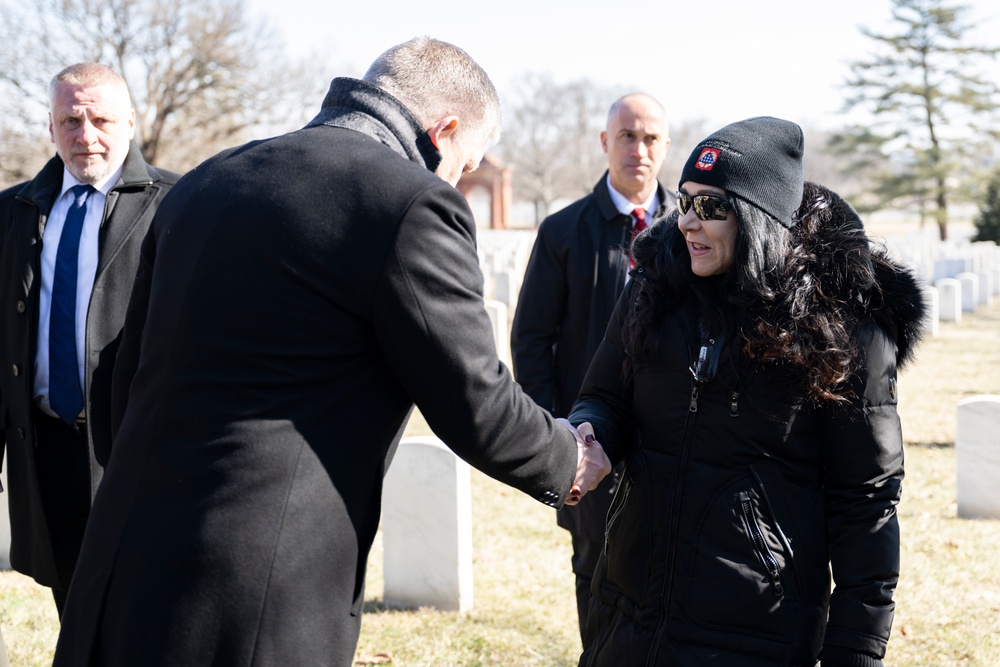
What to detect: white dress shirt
<box><xmin>34</xmin><ymin>165</ymin><xmax>122</xmax><ymax>417</ymax></box>
<box><xmin>605</xmin><ymin>174</ymin><xmax>659</xmax><ymax>283</ymax></box>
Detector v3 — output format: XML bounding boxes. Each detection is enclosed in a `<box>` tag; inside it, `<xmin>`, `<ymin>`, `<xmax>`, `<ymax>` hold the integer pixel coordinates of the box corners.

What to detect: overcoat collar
<box><xmin>306</xmin><ymin>77</ymin><xmax>442</xmax><ymax>174</ymax></box>
<box><xmin>16</xmin><ymin>141</ymin><xmax>154</xmax><ymax>212</ymax></box>
<box><xmin>591</xmin><ymin>171</ymin><xmax>671</xmax><ymax>226</ymax></box>
<box><xmin>12</xmin><ymin>141</ymin><xmax>157</xmax><ymax>289</ymax></box>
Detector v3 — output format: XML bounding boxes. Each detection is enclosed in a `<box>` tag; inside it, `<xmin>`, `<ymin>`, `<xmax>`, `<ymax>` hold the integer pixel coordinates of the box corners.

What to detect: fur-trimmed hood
<box><xmin>630</xmin><ymin>181</ymin><xmax>929</xmax><ymax>397</ymax></box>
<box><xmin>818</xmin><ymin>187</ymin><xmax>928</xmax><ymax>369</ymax></box>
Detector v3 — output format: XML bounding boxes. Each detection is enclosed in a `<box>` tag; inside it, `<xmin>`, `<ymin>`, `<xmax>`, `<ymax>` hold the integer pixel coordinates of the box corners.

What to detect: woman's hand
<box><xmin>556</xmin><ymin>418</ymin><xmax>612</xmax><ymax>506</ymax></box>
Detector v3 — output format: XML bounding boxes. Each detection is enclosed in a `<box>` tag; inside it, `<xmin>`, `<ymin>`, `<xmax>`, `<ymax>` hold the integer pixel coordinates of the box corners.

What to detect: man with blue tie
<box><xmin>0</xmin><ymin>62</ymin><xmax>178</xmax><ymax>616</ymax></box>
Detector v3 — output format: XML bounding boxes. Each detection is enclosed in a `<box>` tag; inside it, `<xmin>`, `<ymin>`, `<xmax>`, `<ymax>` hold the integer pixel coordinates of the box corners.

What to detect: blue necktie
<box><xmin>49</xmin><ymin>184</ymin><xmax>95</xmax><ymax>424</ymax></box>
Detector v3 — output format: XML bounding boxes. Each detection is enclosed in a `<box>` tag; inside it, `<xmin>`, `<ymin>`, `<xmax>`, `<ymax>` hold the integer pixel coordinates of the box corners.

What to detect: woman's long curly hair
<box><xmin>623</xmin><ymin>181</ymin><xmax>877</xmax><ymax>404</ymax></box>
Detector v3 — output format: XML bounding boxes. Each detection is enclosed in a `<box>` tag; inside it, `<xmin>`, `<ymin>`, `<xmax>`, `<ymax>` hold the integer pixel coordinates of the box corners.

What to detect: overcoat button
<box><xmin>18</xmin><ymin>429</ymin><xmax>25</xmax><ymax>439</ymax></box>
<box><xmin>16</xmin><ymin>301</ymin><xmax>25</xmax><ymax>313</ymax></box>
<box><xmin>12</xmin><ymin>364</ymin><xmax>19</xmax><ymax>376</ymax></box>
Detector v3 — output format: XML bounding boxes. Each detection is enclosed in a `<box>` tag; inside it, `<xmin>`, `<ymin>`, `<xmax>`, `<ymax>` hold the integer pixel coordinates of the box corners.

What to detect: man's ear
<box><xmin>427</xmin><ymin>116</ymin><xmax>459</xmax><ymax>149</ymax></box>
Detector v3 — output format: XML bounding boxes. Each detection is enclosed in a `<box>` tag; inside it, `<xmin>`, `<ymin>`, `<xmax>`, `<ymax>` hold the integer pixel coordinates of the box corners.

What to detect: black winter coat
<box><xmin>570</xmin><ymin>202</ymin><xmax>926</xmax><ymax>666</ymax></box>
<box><xmin>52</xmin><ymin>78</ymin><xmax>578</xmax><ymax>667</ymax></box>
<box><xmin>512</xmin><ymin>175</ymin><xmax>671</xmax><ymax>540</ymax></box>
<box><xmin>0</xmin><ymin>144</ymin><xmax>177</xmax><ymax>588</ymax></box>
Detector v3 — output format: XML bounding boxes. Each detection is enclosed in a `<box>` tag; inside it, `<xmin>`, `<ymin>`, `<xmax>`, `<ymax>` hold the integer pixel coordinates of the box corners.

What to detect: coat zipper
<box><xmin>738</xmin><ymin>490</ymin><xmax>784</xmax><ymax>597</ymax></box>
<box><xmin>729</xmin><ymin>362</ymin><xmax>759</xmax><ymax>417</ymax></box>
<box><xmin>688</xmin><ymin>338</ymin><xmax>717</xmax><ymax>413</ymax></box>
<box><xmin>603</xmin><ymin>476</ymin><xmax>632</xmax><ymax>553</ymax></box>
<box><xmin>649</xmin><ymin>331</ymin><xmax>710</xmax><ymax>664</ymax></box>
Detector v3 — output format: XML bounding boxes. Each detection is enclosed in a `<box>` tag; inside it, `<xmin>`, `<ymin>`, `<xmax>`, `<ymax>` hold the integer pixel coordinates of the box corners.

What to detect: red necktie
<box><xmin>629</xmin><ymin>207</ymin><xmax>647</xmax><ymax>270</ymax></box>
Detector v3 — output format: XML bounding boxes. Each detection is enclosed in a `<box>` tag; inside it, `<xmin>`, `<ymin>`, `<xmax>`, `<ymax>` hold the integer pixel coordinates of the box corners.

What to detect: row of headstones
<box><xmin>476</xmin><ymin>231</ymin><xmax>1000</xmax><ymax>338</ymax></box>
<box><xmin>887</xmin><ymin>237</ymin><xmax>999</xmax><ymax>336</ymax></box>
<box><xmin>476</xmin><ymin>230</ymin><xmax>535</xmax><ymax>311</ymax></box>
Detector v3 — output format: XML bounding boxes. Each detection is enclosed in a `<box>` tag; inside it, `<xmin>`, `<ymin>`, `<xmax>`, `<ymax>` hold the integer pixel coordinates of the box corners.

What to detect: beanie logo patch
<box><xmin>695</xmin><ymin>147</ymin><xmax>721</xmax><ymax>171</ymax></box>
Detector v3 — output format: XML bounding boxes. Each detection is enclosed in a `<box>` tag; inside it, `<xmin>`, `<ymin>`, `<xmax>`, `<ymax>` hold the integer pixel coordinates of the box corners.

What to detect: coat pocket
<box><xmin>683</xmin><ymin>474</ymin><xmax>800</xmax><ymax>642</ymax></box>
<box><xmin>601</xmin><ymin>453</ymin><xmax>657</xmax><ymax>607</ymax></box>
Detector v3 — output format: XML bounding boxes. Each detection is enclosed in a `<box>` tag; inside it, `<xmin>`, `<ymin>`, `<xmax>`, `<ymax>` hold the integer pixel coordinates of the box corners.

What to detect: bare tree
<box><xmin>498</xmin><ymin>73</ymin><xmax>618</xmax><ymax>225</ymax></box>
<box><xmin>0</xmin><ymin>0</ymin><xmax>328</xmax><ymax>185</ymax></box>
<box><xmin>658</xmin><ymin>117</ymin><xmax>712</xmax><ymax>194</ymax></box>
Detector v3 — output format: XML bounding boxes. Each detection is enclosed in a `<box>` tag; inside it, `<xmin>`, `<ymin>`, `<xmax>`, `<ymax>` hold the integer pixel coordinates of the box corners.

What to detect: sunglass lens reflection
<box><xmin>676</xmin><ymin>193</ymin><xmax>730</xmax><ymax>221</ymax></box>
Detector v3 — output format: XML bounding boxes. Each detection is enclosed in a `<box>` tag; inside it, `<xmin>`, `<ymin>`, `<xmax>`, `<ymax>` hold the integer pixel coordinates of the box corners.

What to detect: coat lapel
<box><xmin>96</xmin><ymin>142</ymin><xmax>157</xmax><ymax>276</ymax></box>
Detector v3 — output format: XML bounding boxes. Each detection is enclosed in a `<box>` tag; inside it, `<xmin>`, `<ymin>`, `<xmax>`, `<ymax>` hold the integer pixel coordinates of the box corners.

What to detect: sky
<box><xmin>252</xmin><ymin>0</ymin><xmax>1000</xmax><ymax>133</ymax></box>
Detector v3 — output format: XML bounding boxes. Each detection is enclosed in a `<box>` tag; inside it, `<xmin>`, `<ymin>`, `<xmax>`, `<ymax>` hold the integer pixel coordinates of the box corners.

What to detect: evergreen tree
<box><xmin>973</xmin><ymin>169</ymin><xmax>1000</xmax><ymax>243</ymax></box>
<box><xmin>834</xmin><ymin>0</ymin><xmax>1000</xmax><ymax>240</ymax></box>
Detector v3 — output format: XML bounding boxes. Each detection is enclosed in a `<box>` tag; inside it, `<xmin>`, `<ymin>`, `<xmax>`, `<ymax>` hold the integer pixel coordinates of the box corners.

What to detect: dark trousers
<box><xmin>33</xmin><ymin>408</ymin><xmax>92</xmax><ymax>618</ymax></box>
<box><xmin>570</xmin><ymin>532</ymin><xmax>603</xmax><ymax>643</ymax></box>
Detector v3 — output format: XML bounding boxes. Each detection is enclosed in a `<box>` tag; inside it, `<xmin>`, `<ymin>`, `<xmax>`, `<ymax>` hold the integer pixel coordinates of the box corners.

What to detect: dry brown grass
<box><xmin>889</xmin><ymin>295</ymin><xmax>1000</xmax><ymax>667</ymax></box>
<box><xmin>2</xmin><ymin>297</ymin><xmax>998</xmax><ymax>666</ymax></box>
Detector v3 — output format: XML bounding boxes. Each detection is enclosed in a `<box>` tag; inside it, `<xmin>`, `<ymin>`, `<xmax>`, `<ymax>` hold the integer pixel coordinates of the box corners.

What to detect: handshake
<box><xmin>556</xmin><ymin>418</ymin><xmax>612</xmax><ymax>507</ymax></box>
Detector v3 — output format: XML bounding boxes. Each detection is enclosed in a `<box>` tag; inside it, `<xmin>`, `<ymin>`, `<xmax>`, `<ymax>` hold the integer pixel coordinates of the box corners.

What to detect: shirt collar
<box><xmin>605</xmin><ymin>173</ymin><xmax>659</xmax><ymax>218</ymax></box>
<box><xmin>59</xmin><ymin>164</ymin><xmax>124</xmax><ymax>199</ymax></box>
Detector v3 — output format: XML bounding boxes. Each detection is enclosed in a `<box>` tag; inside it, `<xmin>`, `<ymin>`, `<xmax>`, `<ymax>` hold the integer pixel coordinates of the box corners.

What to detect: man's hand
<box><xmin>556</xmin><ymin>418</ymin><xmax>612</xmax><ymax>506</ymax></box>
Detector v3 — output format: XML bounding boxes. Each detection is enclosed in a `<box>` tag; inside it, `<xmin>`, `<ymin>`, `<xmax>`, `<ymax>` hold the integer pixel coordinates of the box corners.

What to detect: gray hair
<box><xmin>363</xmin><ymin>37</ymin><xmax>501</xmax><ymax>148</ymax></box>
<box><xmin>49</xmin><ymin>62</ymin><xmax>132</xmax><ymax>105</ymax></box>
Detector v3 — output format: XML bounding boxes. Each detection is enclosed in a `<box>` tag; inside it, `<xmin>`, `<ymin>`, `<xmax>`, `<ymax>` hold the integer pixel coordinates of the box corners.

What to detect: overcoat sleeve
<box><xmin>818</xmin><ymin>318</ymin><xmax>904</xmax><ymax>663</ymax></box>
<box><xmin>567</xmin><ymin>280</ymin><xmax>637</xmax><ymax>465</ymax></box>
<box><xmin>371</xmin><ymin>182</ymin><xmax>578</xmax><ymax>507</ymax></box>
<box><xmin>510</xmin><ymin>219</ymin><xmax>568</xmax><ymax>414</ymax></box>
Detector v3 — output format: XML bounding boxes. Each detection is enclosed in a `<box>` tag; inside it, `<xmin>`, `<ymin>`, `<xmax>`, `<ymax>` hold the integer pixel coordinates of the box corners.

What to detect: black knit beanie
<box><xmin>679</xmin><ymin>116</ymin><xmax>805</xmax><ymax>228</ymax></box>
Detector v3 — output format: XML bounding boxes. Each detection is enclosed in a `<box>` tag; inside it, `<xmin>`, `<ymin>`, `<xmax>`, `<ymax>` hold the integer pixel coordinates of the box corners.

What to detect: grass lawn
<box><xmin>3</xmin><ymin>296</ymin><xmax>999</xmax><ymax>666</ymax></box>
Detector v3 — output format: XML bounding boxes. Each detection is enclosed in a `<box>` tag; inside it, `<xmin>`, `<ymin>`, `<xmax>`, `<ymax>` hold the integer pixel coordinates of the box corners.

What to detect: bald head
<box><xmin>601</xmin><ymin>93</ymin><xmax>670</xmax><ymax>204</ymax></box>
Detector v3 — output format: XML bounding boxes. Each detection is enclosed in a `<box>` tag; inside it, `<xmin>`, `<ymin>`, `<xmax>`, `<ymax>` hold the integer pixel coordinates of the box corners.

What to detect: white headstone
<box><xmin>956</xmin><ymin>396</ymin><xmax>1000</xmax><ymax>520</ymax></box>
<box><xmin>0</xmin><ymin>623</ymin><xmax>9</xmax><ymax>667</ymax></box>
<box><xmin>956</xmin><ymin>272</ymin><xmax>979</xmax><ymax>313</ymax></box>
<box><xmin>935</xmin><ymin>278</ymin><xmax>962</xmax><ymax>323</ymax></box>
<box><xmin>922</xmin><ymin>286</ymin><xmax>939</xmax><ymax>338</ymax></box>
<box><xmin>0</xmin><ymin>452</ymin><xmax>10</xmax><ymax>569</ymax></box>
<box><xmin>382</xmin><ymin>436</ymin><xmax>473</xmax><ymax>611</ymax></box>
<box><xmin>493</xmin><ymin>270</ymin><xmax>513</xmax><ymax>307</ymax></box>
<box><xmin>976</xmin><ymin>272</ymin><xmax>993</xmax><ymax>305</ymax></box>
<box><xmin>483</xmin><ymin>299</ymin><xmax>511</xmax><ymax>371</ymax></box>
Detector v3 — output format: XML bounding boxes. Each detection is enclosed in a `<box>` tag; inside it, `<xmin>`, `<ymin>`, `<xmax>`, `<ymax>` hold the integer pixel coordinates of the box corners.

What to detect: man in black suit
<box><xmin>0</xmin><ymin>62</ymin><xmax>177</xmax><ymax>616</ymax></box>
<box><xmin>512</xmin><ymin>92</ymin><xmax>671</xmax><ymax>641</ymax></box>
<box><xmin>53</xmin><ymin>37</ymin><xmax>610</xmax><ymax>667</ymax></box>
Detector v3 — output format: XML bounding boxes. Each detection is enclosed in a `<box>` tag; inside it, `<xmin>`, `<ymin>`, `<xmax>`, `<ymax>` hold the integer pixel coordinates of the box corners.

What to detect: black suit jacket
<box><xmin>53</xmin><ymin>78</ymin><xmax>578</xmax><ymax>667</ymax></box>
<box><xmin>511</xmin><ymin>175</ymin><xmax>671</xmax><ymax>541</ymax></box>
<box><xmin>0</xmin><ymin>143</ymin><xmax>178</xmax><ymax>588</ymax></box>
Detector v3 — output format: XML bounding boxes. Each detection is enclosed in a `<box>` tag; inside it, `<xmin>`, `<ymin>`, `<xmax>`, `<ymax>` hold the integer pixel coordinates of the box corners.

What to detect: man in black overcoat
<box><xmin>52</xmin><ymin>37</ymin><xmax>610</xmax><ymax>667</ymax></box>
<box><xmin>512</xmin><ymin>93</ymin><xmax>671</xmax><ymax>640</ymax></box>
<box><xmin>0</xmin><ymin>63</ymin><xmax>177</xmax><ymax>616</ymax></box>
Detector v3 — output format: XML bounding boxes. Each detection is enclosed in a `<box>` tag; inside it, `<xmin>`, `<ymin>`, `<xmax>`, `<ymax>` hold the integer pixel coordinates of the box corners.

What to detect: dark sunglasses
<box><xmin>676</xmin><ymin>191</ymin><xmax>733</xmax><ymax>221</ymax></box>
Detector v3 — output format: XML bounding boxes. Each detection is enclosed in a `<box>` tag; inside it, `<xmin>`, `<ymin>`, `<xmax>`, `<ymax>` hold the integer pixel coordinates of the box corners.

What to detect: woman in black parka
<box><xmin>569</xmin><ymin>117</ymin><xmax>927</xmax><ymax>667</ymax></box>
